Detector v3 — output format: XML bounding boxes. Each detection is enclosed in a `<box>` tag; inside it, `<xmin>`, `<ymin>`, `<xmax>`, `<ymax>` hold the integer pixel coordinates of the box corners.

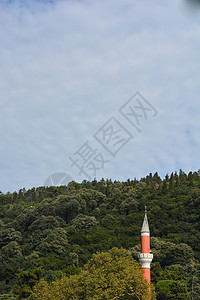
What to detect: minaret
<box><xmin>138</xmin><ymin>207</ymin><xmax>153</xmax><ymax>288</ymax></box>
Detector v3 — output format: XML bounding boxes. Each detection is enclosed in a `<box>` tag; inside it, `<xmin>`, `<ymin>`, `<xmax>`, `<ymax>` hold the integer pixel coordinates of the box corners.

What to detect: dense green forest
<box><xmin>1</xmin><ymin>170</ymin><xmax>200</xmax><ymax>299</ymax></box>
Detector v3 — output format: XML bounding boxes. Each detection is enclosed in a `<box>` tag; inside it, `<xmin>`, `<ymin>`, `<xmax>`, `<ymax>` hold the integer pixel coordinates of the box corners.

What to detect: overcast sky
<box><xmin>0</xmin><ymin>0</ymin><xmax>200</xmax><ymax>193</ymax></box>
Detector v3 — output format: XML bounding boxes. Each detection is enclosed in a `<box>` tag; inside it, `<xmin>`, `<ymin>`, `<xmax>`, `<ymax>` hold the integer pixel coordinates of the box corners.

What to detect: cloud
<box><xmin>0</xmin><ymin>0</ymin><xmax>200</xmax><ymax>192</ymax></box>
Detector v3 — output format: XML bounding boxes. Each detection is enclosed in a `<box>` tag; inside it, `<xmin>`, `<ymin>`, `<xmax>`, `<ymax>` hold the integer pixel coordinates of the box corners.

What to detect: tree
<box><xmin>1</xmin><ymin>241</ymin><xmax>22</xmax><ymax>259</ymax></box>
<box><xmin>156</xmin><ymin>280</ymin><xmax>190</xmax><ymax>300</ymax></box>
<box><xmin>14</xmin><ymin>267</ymin><xmax>43</xmax><ymax>299</ymax></box>
<box><xmin>36</xmin><ymin>227</ymin><xmax>69</xmax><ymax>256</ymax></box>
<box><xmin>0</xmin><ymin>228</ymin><xmax>22</xmax><ymax>248</ymax></box>
<box><xmin>31</xmin><ymin>248</ymin><xmax>155</xmax><ymax>299</ymax></box>
<box><xmin>70</xmin><ymin>214</ymin><xmax>99</xmax><ymax>229</ymax></box>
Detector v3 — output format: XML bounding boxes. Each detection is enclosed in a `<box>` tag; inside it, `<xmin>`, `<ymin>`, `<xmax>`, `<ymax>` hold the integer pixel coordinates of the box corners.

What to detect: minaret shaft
<box><xmin>141</xmin><ymin>235</ymin><xmax>150</xmax><ymax>253</ymax></box>
<box><xmin>143</xmin><ymin>268</ymin><xmax>150</xmax><ymax>283</ymax></box>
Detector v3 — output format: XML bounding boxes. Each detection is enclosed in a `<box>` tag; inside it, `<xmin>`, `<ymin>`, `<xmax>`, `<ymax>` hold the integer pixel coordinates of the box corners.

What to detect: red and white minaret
<box><xmin>138</xmin><ymin>207</ymin><xmax>153</xmax><ymax>289</ymax></box>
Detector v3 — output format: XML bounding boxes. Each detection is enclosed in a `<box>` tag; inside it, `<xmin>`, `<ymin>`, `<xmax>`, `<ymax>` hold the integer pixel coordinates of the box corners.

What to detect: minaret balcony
<box><xmin>138</xmin><ymin>253</ymin><xmax>153</xmax><ymax>268</ymax></box>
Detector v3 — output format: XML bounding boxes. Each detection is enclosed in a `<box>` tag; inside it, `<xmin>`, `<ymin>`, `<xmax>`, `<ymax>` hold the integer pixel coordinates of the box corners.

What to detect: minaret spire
<box><xmin>138</xmin><ymin>207</ymin><xmax>153</xmax><ymax>290</ymax></box>
<box><xmin>141</xmin><ymin>206</ymin><xmax>150</xmax><ymax>235</ymax></box>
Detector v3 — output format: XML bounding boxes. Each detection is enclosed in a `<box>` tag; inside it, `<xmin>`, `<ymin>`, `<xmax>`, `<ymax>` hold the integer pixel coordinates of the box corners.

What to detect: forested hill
<box><xmin>1</xmin><ymin>170</ymin><xmax>200</xmax><ymax>299</ymax></box>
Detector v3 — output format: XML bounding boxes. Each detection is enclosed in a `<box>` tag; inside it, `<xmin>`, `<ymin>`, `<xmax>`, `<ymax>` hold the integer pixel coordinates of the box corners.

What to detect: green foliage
<box><xmin>0</xmin><ymin>170</ymin><xmax>200</xmax><ymax>298</ymax></box>
<box><xmin>36</xmin><ymin>227</ymin><xmax>69</xmax><ymax>255</ymax></box>
<box><xmin>70</xmin><ymin>214</ymin><xmax>99</xmax><ymax>229</ymax></box>
<box><xmin>0</xmin><ymin>227</ymin><xmax>22</xmax><ymax>248</ymax></box>
<box><xmin>156</xmin><ymin>280</ymin><xmax>190</xmax><ymax>299</ymax></box>
<box><xmin>1</xmin><ymin>241</ymin><xmax>22</xmax><ymax>259</ymax></box>
<box><xmin>14</xmin><ymin>267</ymin><xmax>43</xmax><ymax>299</ymax></box>
<box><xmin>31</xmin><ymin>248</ymin><xmax>155</xmax><ymax>300</ymax></box>
<box><xmin>0</xmin><ymin>295</ymin><xmax>16</xmax><ymax>300</ymax></box>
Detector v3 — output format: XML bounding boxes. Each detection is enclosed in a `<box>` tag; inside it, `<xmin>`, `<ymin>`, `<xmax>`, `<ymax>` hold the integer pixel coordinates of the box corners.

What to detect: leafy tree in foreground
<box><xmin>31</xmin><ymin>247</ymin><xmax>155</xmax><ymax>299</ymax></box>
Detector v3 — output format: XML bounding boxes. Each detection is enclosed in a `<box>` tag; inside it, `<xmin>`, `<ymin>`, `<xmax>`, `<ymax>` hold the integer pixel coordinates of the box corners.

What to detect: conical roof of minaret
<box><xmin>141</xmin><ymin>207</ymin><xmax>150</xmax><ymax>234</ymax></box>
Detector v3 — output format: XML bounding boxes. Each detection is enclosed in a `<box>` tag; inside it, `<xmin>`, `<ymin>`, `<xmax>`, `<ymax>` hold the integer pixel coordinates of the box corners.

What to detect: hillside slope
<box><xmin>0</xmin><ymin>170</ymin><xmax>200</xmax><ymax>299</ymax></box>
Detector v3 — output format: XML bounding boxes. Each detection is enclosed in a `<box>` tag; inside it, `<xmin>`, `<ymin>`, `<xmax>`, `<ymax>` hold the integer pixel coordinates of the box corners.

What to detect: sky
<box><xmin>0</xmin><ymin>0</ymin><xmax>200</xmax><ymax>193</ymax></box>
